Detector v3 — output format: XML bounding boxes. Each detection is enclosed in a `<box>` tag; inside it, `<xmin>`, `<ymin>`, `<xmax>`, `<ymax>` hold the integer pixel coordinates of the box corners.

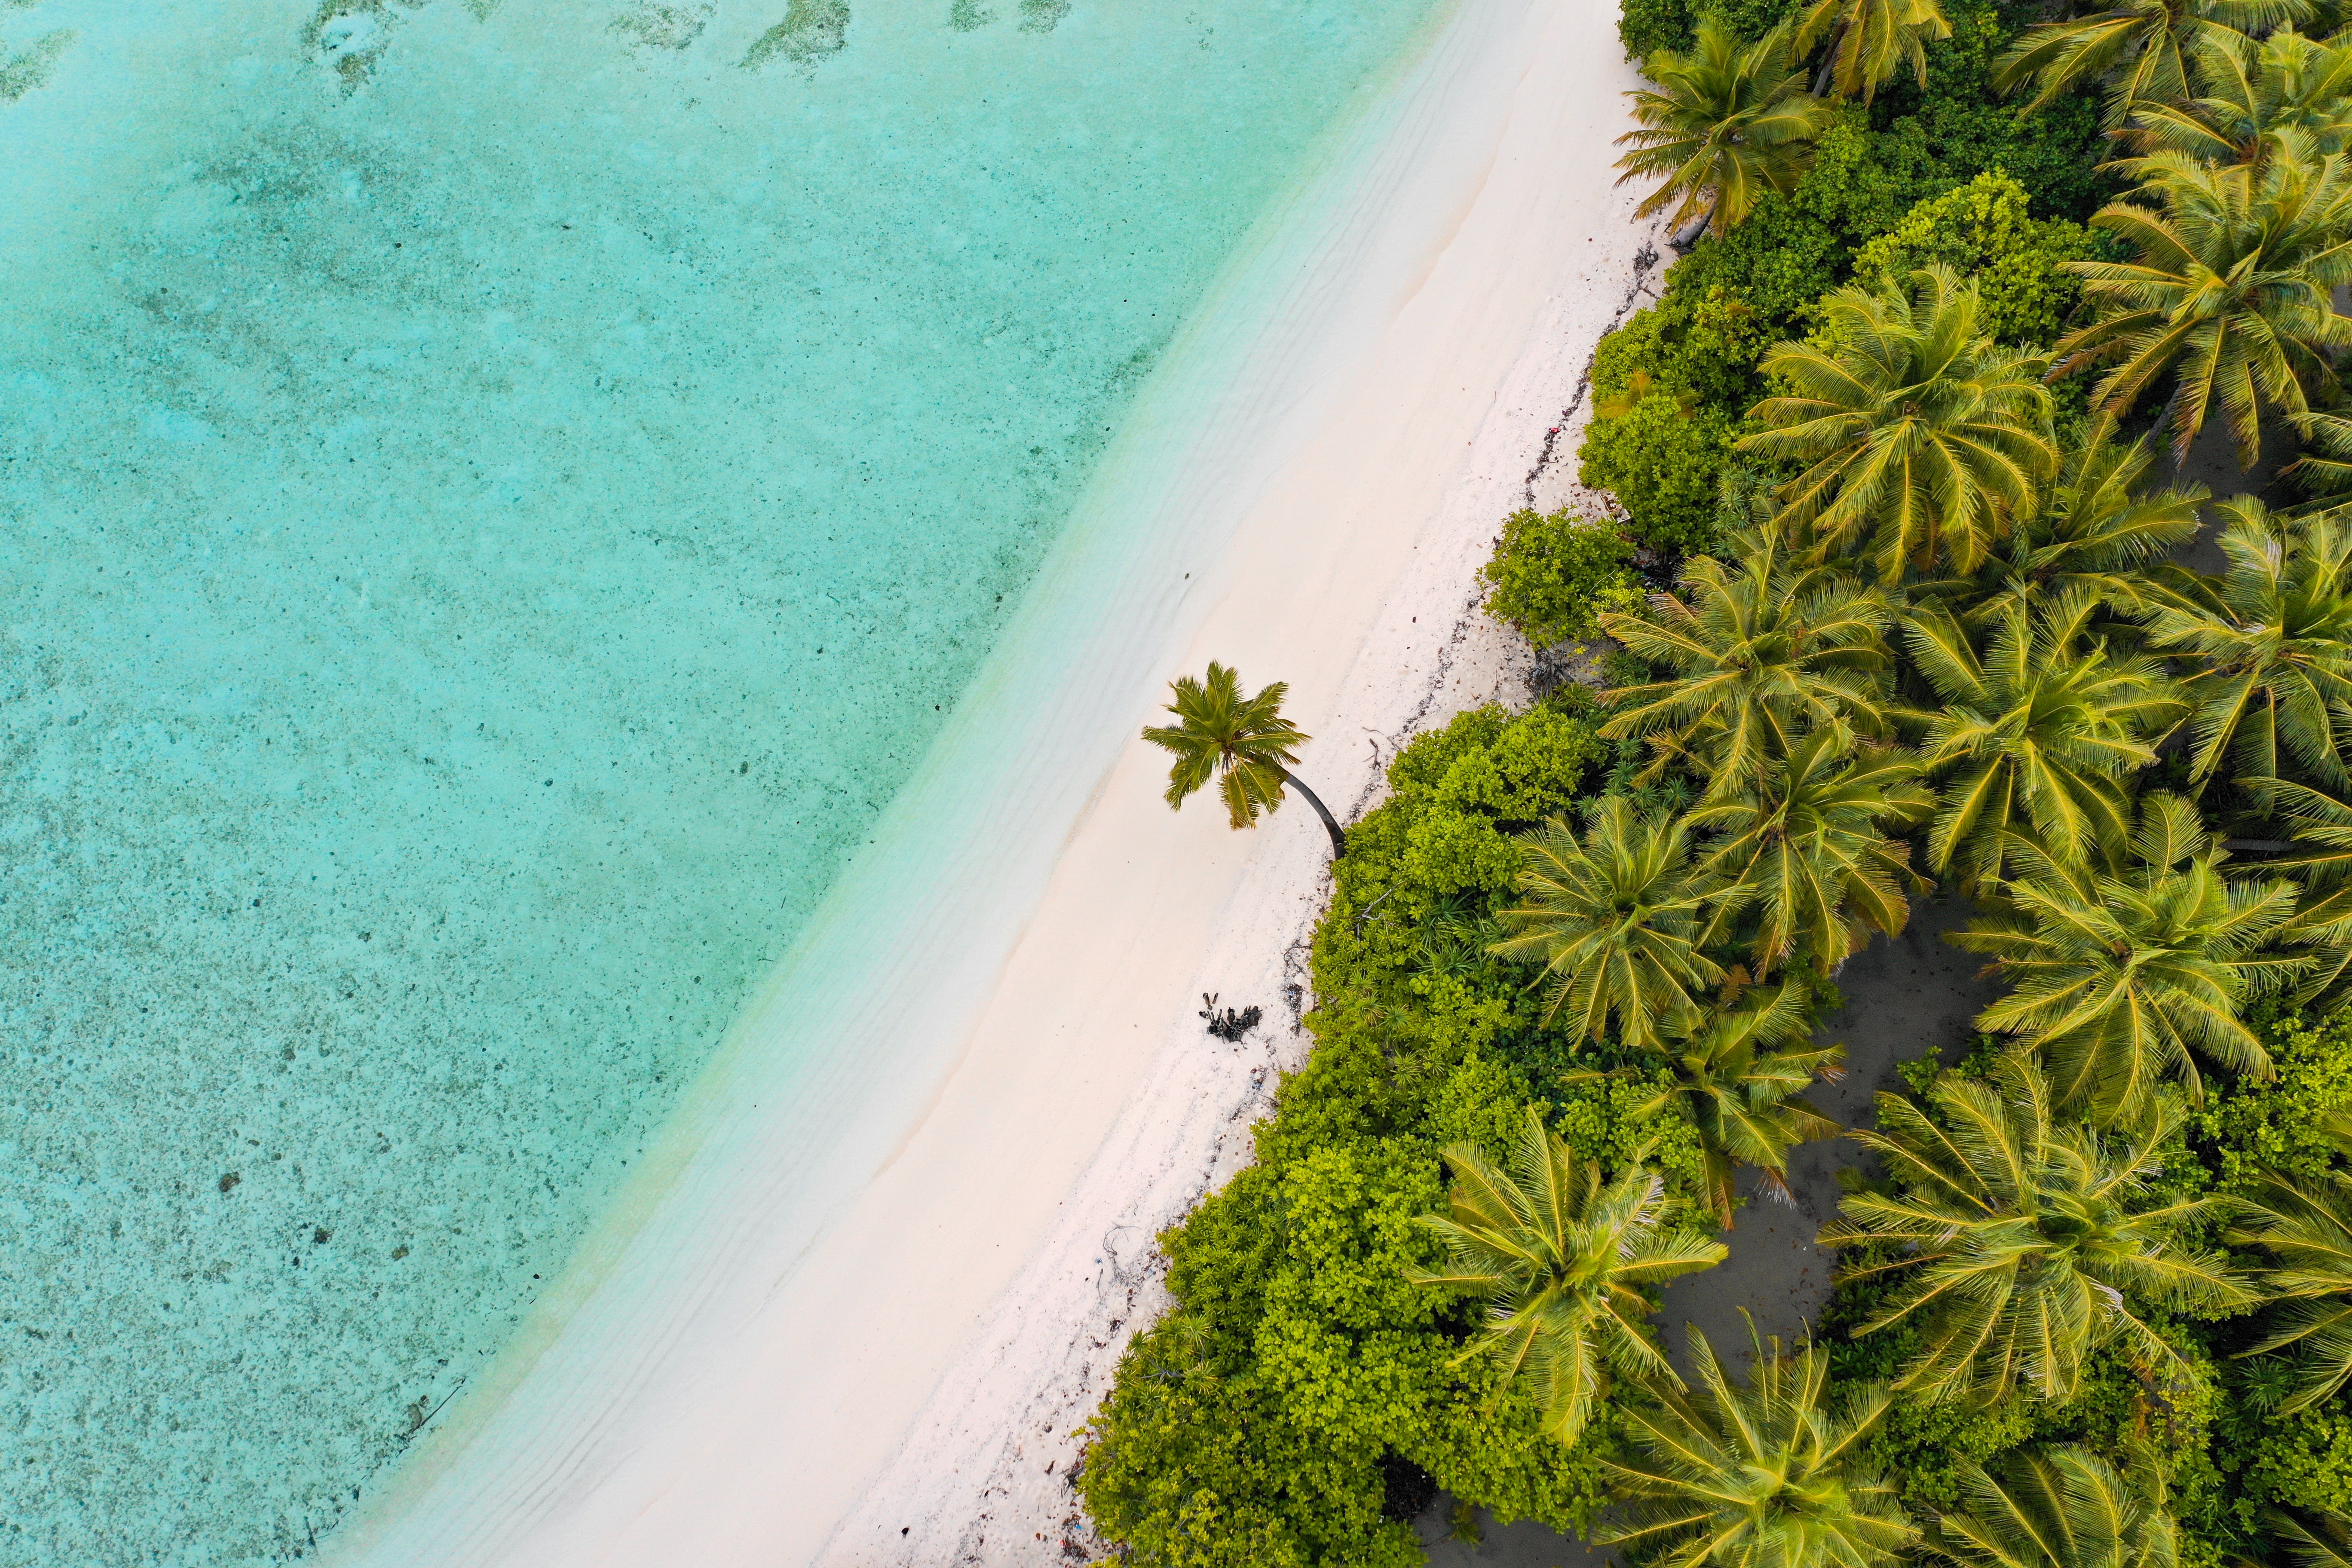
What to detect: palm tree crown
<box><xmin>1687</xmin><ymin>726</ymin><xmax>1931</xmax><ymax>977</ymax></box>
<box><xmin>1141</xmin><ymin>661</ymin><xmax>1347</xmax><ymax>856</ymax></box>
<box><xmin>2269</xmin><ymin>1510</ymin><xmax>2352</xmax><ymax>1568</ymax></box>
<box><xmin>1616</xmin><ymin>19</ymin><xmax>1838</xmax><ymax>239</ymax></box>
<box><xmin>1796</xmin><ymin>0</ymin><xmax>1952</xmax><ymax>103</ymax></box>
<box><xmin>1600</xmin><ymin>525</ymin><xmax>1897</xmax><ymax>795</ymax></box>
<box><xmin>1603</xmin><ymin>1321</ymin><xmax>1914</xmax><ymax>1568</ymax></box>
<box><xmin>1953</xmin><ymin>793</ymin><xmax>2301</xmax><ymax>1121</ymax></box>
<box><xmin>2122</xmin><ymin>25</ymin><xmax>2352</xmax><ymax>167</ymax></box>
<box><xmin>1919</xmin><ymin>435</ymin><xmax>2208</xmax><ymax>628</ymax></box>
<box><xmin>2057</xmin><ymin>131</ymin><xmax>2352</xmax><ymax>466</ymax></box>
<box><xmin>1631</xmin><ymin>983</ymin><xmax>1848</xmax><ymax>1226</ymax></box>
<box><xmin>1489</xmin><ymin>797</ymin><xmax>1725</xmax><ymax>1050</ymax></box>
<box><xmin>1824</xmin><ymin>1051</ymin><xmax>2258</xmax><ymax>1403</ymax></box>
<box><xmin>1922</xmin><ymin>1445</ymin><xmax>2178</xmax><ymax>1568</ymax></box>
<box><xmin>2143</xmin><ymin>499</ymin><xmax>2352</xmax><ymax>799</ymax></box>
<box><xmin>2229</xmin><ymin>1169</ymin><xmax>2352</xmax><ymax>1412</ymax></box>
<box><xmin>1995</xmin><ymin>0</ymin><xmax>2315</xmax><ymax>126</ymax></box>
<box><xmin>1905</xmin><ymin>590</ymin><xmax>2186</xmax><ymax>890</ymax></box>
<box><xmin>1409</xmin><ymin>1106</ymin><xmax>1727</xmax><ymax>1443</ymax></box>
<box><xmin>1741</xmin><ymin>265</ymin><xmax>2060</xmax><ymax>585</ymax></box>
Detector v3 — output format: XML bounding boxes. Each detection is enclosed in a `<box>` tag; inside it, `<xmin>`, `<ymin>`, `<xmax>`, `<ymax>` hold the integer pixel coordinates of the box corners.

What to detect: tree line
<box><xmin>1086</xmin><ymin>1</ymin><xmax>2352</xmax><ymax>1562</ymax></box>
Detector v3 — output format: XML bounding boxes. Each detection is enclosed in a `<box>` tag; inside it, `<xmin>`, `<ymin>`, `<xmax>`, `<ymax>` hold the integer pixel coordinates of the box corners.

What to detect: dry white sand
<box><xmin>322</xmin><ymin>2</ymin><xmax>1657</xmax><ymax>1563</ymax></box>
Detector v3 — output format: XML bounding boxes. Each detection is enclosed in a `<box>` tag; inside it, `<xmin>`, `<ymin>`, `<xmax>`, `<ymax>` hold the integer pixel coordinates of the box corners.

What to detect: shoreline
<box><xmin>320</xmin><ymin>3</ymin><xmax>1657</xmax><ymax>1562</ymax></box>
<box><xmin>832</xmin><ymin>254</ymin><xmax>1668</xmax><ymax>1558</ymax></box>
<box><xmin>827</xmin><ymin>14</ymin><xmax>1666</xmax><ymax>1557</ymax></box>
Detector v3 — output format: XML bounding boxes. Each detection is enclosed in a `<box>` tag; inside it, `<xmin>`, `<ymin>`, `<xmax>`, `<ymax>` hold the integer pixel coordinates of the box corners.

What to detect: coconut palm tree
<box><xmin>1408</xmin><ymin>1106</ymin><xmax>1728</xmax><ymax>1443</ymax></box>
<box><xmin>1995</xmin><ymin>0</ymin><xmax>2311</xmax><ymax>126</ymax></box>
<box><xmin>2142</xmin><ymin>500</ymin><xmax>2352</xmax><ymax>801</ymax></box>
<box><xmin>1602</xmin><ymin>1320</ymin><xmax>1914</xmax><ymax>1568</ymax></box>
<box><xmin>1951</xmin><ymin>793</ymin><xmax>2303</xmax><ymax>1121</ymax></box>
<box><xmin>1905</xmin><ymin>590</ymin><xmax>2186</xmax><ymax>890</ymax></box>
<box><xmin>1142</xmin><ymin>661</ymin><xmax>1346</xmax><ymax>857</ymax></box>
<box><xmin>2268</xmin><ymin>1507</ymin><xmax>2352</xmax><ymax>1568</ymax></box>
<box><xmin>2056</xmin><ymin>130</ymin><xmax>2352</xmax><ymax>467</ymax></box>
<box><xmin>1687</xmin><ymin>726</ymin><xmax>1932</xmax><ymax>977</ymax></box>
<box><xmin>2239</xmin><ymin>782</ymin><xmax>2352</xmax><ymax>1009</ymax></box>
<box><xmin>1922</xmin><ymin>1445</ymin><xmax>2178</xmax><ymax>1568</ymax></box>
<box><xmin>1600</xmin><ymin>524</ymin><xmax>1898</xmax><ymax>795</ymax></box>
<box><xmin>2122</xmin><ymin>25</ymin><xmax>2352</xmax><ymax>166</ymax></box>
<box><xmin>2229</xmin><ymin>1169</ymin><xmax>2352</xmax><ymax>1412</ymax></box>
<box><xmin>1824</xmin><ymin>1050</ymin><xmax>2259</xmax><ymax>1403</ymax></box>
<box><xmin>1740</xmin><ymin>266</ymin><xmax>2061</xmax><ymax>586</ymax></box>
<box><xmin>1489</xmin><ymin>797</ymin><xmax>1725</xmax><ymax>1050</ymax></box>
<box><xmin>1620</xmin><ymin>982</ymin><xmax>1848</xmax><ymax>1225</ymax></box>
<box><xmin>2290</xmin><ymin>410</ymin><xmax>2352</xmax><ymax>498</ymax></box>
<box><xmin>1916</xmin><ymin>435</ymin><xmax>2210</xmax><ymax>629</ymax></box>
<box><xmin>1796</xmin><ymin>0</ymin><xmax>1951</xmax><ymax>102</ymax></box>
<box><xmin>1615</xmin><ymin>18</ymin><xmax>1838</xmax><ymax>240</ymax></box>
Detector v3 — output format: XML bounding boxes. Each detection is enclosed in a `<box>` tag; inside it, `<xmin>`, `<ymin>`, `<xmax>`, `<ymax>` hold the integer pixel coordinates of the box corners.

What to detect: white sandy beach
<box><xmin>321</xmin><ymin>2</ymin><xmax>1656</xmax><ymax>1563</ymax></box>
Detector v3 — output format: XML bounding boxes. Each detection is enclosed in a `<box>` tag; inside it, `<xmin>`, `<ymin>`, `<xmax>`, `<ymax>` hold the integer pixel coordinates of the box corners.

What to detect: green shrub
<box><xmin>1542</xmin><ymin>1063</ymin><xmax>1710</xmax><ymax>1195</ymax></box>
<box><xmin>2239</xmin><ymin>1393</ymin><xmax>2352</xmax><ymax>1516</ymax></box>
<box><xmin>1478</xmin><ymin>508</ymin><xmax>1640</xmax><ymax>650</ymax></box>
<box><xmin>1659</xmin><ymin>115</ymin><xmax>1891</xmax><ymax>340</ymax></box>
<box><xmin>1577</xmin><ymin>395</ymin><xmax>1733</xmax><ymax>555</ymax></box>
<box><xmin>1318</xmin><ymin>704</ymin><xmax>1608</xmax><ymax>1014</ymax></box>
<box><xmin>1591</xmin><ymin>286</ymin><xmax>1776</xmax><ymax>413</ymax></box>
<box><xmin>1080</xmin><ymin>704</ymin><xmax>1664</xmax><ymax>1565</ymax></box>
<box><xmin>1616</xmin><ymin>0</ymin><xmax>1807</xmax><ymax>60</ymax></box>
<box><xmin>2193</xmin><ymin>1003</ymin><xmax>2352</xmax><ymax>1192</ymax></box>
<box><xmin>1849</xmin><ymin>171</ymin><xmax>2097</xmax><ymax>346</ymax></box>
<box><xmin>1867</xmin><ymin>6</ymin><xmax>2118</xmax><ymax>224</ymax></box>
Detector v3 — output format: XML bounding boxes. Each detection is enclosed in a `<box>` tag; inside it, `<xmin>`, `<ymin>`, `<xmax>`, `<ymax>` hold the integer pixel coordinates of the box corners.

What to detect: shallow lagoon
<box><xmin>0</xmin><ymin>1</ymin><xmax>1441</xmax><ymax>1559</ymax></box>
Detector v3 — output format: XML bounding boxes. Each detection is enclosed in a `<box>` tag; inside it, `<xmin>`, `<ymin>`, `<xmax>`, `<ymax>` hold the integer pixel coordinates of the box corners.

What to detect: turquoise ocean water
<box><xmin>0</xmin><ymin>2</ymin><xmax>1442</xmax><ymax>1561</ymax></box>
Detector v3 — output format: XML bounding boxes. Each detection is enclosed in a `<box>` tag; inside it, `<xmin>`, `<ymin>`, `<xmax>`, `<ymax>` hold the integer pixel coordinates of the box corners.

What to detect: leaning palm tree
<box><xmin>1616</xmin><ymin>18</ymin><xmax>1838</xmax><ymax>239</ymax></box>
<box><xmin>1600</xmin><ymin>524</ymin><xmax>1898</xmax><ymax>795</ymax></box>
<box><xmin>1740</xmin><ymin>266</ymin><xmax>2061</xmax><ymax>586</ymax></box>
<box><xmin>1951</xmin><ymin>793</ymin><xmax>2303</xmax><ymax>1122</ymax></box>
<box><xmin>1905</xmin><ymin>589</ymin><xmax>2186</xmax><ymax>890</ymax></box>
<box><xmin>2142</xmin><ymin>500</ymin><xmax>2352</xmax><ymax>801</ymax></box>
<box><xmin>2055</xmin><ymin>129</ymin><xmax>2352</xmax><ymax>467</ymax></box>
<box><xmin>1917</xmin><ymin>435</ymin><xmax>2210</xmax><ymax>629</ymax></box>
<box><xmin>2122</xmin><ymin>25</ymin><xmax>2352</xmax><ymax>166</ymax></box>
<box><xmin>1626</xmin><ymin>983</ymin><xmax>1848</xmax><ymax>1226</ymax></box>
<box><xmin>1922</xmin><ymin>1445</ymin><xmax>2177</xmax><ymax>1568</ymax></box>
<box><xmin>2229</xmin><ymin>1170</ymin><xmax>2352</xmax><ymax>1412</ymax></box>
<box><xmin>1687</xmin><ymin>726</ymin><xmax>1932</xmax><ymax>977</ymax></box>
<box><xmin>1796</xmin><ymin>0</ymin><xmax>1951</xmax><ymax>102</ymax></box>
<box><xmin>1142</xmin><ymin>661</ymin><xmax>1346</xmax><ymax>856</ymax></box>
<box><xmin>1603</xmin><ymin>1320</ymin><xmax>1914</xmax><ymax>1568</ymax></box>
<box><xmin>1489</xmin><ymin>797</ymin><xmax>1725</xmax><ymax>1050</ymax></box>
<box><xmin>1824</xmin><ymin>1050</ymin><xmax>2259</xmax><ymax>1403</ymax></box>
<box><xmin>1995</xmin><ymin>0</ymin><xmax>2312</xmax><ymax>126</ymax></box>
<box><xmin>1408</xmin><ymin>1106</ymin><xmax>1727</xmax><ymax>1443</ymax></box>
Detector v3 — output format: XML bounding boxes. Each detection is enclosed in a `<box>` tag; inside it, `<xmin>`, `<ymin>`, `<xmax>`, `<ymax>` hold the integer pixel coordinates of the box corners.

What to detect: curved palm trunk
<box><xmin>1279</xmin><ymin>767</ymin><xmax>1348</xmax><ymax>859</ymax></box>
<box><xmin>1812</xmin><ymin>18</ymin><xmax>1847</xmax><ymax>95</ymax></box>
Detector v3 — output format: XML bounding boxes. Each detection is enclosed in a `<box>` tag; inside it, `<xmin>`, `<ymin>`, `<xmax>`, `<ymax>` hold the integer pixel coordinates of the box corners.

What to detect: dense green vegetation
<box><xmin>1083</xmin><ymin>2</ymin><xmax>2352</xmax><ymax>1564</ymax></box>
